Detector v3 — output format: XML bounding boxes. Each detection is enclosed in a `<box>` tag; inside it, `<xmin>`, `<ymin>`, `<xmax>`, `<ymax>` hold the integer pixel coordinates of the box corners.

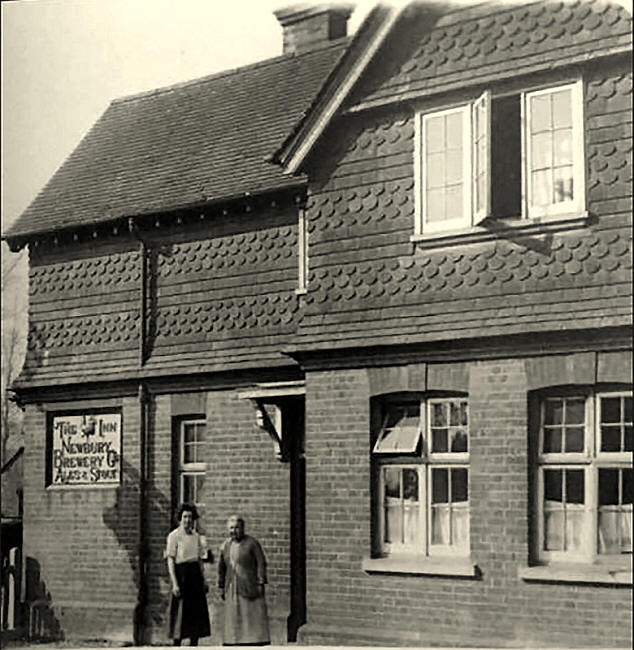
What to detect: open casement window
<box><xmin>179</xmin><ymin>419</ymin><xmax>207</xmax><ymax>508</ymax></box>
<box><xmin>374</xmin><ymin>397</ymin><xmax>470</xmax><ymax>558</ymax></box>
<box><xmin>535</xmin><ymin>391</ymin><xmax>632</xmax><ymax>565</ymax></box>
<box><xmin>523</xmin><ymin>81</ymin><xmax>584</xmax><ymax>219</ymax></box>
<box><xmin>417</xmin><ymin>91</ymin><xmax>491</xmax><ymax>234</ymax></box>
<box><xmin>472</xmin><ymin>90</ymin><xmax>491</xmax><ymax>225</ymax></box>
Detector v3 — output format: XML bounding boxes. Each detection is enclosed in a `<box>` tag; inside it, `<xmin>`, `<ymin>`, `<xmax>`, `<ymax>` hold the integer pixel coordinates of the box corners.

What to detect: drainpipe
<box><xmin>130</xmin><ymin>216</ymin><xmax>150</xmax><ymax>644</ymax></box>
<box><xmin>134</xmin><ymin>382</ymin><xmax>150</xmax><ymax>645</ymax></box>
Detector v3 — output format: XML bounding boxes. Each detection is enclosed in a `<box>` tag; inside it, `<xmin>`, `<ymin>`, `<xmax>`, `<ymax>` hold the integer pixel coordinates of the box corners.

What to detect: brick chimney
<box><xmin>274</xmin><ymin>3</ymin><xmax>355</xmax><ymax>55</ymax></box>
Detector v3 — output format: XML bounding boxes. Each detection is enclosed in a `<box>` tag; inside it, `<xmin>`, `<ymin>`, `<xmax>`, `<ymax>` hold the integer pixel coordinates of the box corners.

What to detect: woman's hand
<box><xmin>172</xmin><ymin>583</ymin><xmax>181</xmax><ymax>598</ymax></box>
<box><xmin>217</xmin><ymin>586</ymin><xmax>225</xmax><ymax>601</ymax></box>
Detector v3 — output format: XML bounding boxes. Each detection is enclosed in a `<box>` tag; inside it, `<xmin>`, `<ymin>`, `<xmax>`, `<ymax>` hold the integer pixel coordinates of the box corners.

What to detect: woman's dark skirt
<box><xmin>168</xmin><ymin>561</ymin><xmax>211</xmax><ymax>641</ymax></box>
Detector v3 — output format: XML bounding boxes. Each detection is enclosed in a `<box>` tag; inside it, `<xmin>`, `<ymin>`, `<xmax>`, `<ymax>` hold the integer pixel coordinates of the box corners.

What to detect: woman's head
<box><xmin>178</xmin><ymin>503</ymin><xmax>199</xmax><ymax>532</ymax></box>
<box><xmin>227</xmin><ymin>515</ymin><xmax>245</xmax><ymax>541</ymax></box>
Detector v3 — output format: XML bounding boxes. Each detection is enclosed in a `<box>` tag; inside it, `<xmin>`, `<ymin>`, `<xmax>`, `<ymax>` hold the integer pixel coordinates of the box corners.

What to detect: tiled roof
<box><xmin>349</xmin><ymin>0</ymin><xmax>632</xmax><ymax>109</ymax></box>
<box><xmin>5</xmin><ymin>39</ymin><xmax>349</xmax><ymax>240</ymax></box>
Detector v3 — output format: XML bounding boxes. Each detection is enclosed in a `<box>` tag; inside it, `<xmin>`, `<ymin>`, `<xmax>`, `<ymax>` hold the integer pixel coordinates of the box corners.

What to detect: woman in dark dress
<box><xmin>166</xmin><ymin>504</ymin><xmax>211</xmax><ymax>646</ymax></box>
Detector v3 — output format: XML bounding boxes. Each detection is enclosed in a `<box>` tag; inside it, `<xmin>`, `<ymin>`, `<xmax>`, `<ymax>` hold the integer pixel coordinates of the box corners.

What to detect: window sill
<box><xmin>410</xmin><ymin>212</ymin><xmax>589</xmax><ymax>249</ymax></box>
<box><xmin>362</xmin><ymin>555</ymin><xmax>479</xmax><ymax>577</ymax></box>
<box><xmin>518</xmin><ymin>563</ymin><xmax>632</xmax><ymax>585</ymax></box>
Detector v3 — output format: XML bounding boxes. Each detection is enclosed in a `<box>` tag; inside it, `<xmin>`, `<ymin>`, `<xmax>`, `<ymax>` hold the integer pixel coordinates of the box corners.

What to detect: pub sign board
<box><xmin>47</xmin><ymin>411</ymin><xmax>122</xmax><ymax>487</ymax></box>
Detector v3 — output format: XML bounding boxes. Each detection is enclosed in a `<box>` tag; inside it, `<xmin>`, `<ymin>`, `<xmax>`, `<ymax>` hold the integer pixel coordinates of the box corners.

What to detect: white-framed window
<box><xmin>524</xmin><ymin>81</ymin><xmax>585</xmax><ymax>219</ymax></box>
<box><xmin>415</xmin><ymin>80</ymin><xmax>584</xmax><ymax>234</ymax></box>
<box><xmin>535</xmin><ymin>391</ymin><xmax>632</xmax><ymax>565</ymax></box>
<box><xmin>372</xmin><ymin>396</ymin><xmax>469</xmax><ymax>558</ymax></box>
<box><xmin>179</xmin><ymin>418</ymin><xmax>207</xmax><ymax>507</ymax></box>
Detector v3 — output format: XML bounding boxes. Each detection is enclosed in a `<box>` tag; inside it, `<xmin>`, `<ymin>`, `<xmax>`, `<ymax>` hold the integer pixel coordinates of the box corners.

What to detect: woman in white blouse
<box><xmin>166</xmin><ymin>503</ymin><xmax>211</xmax><ymax>646</ymax></box>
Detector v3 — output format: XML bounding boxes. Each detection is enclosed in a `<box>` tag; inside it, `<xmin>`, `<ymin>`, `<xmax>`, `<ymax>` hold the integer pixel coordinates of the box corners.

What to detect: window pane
<box><xmin>182</xmin><ymin>473</ymin><xmax>204</xmax><ymax>504</ymax></box>
<box><xmin>182</xmin><ymin>475</ymin><xmax>194</xmax><ymax>503</ymax></box>
<box><xmin>184</xmin><ymin>423</ymin><xmax>196</xmax><ymax>443</ymax></box>
<box><xmin>450</xmin><ymin>429</ymin><xmax>468</xmax><ymax>452</ymax></box>
<box><xmin>427</xmin><ymin>152</ymin><xmax>445</xmax><ymax>188</ymax></box>
<box><xmin>196</xmin><ymin>424</ymin><xmax>206</xmax><ymax>442</ymax></box>
<box><xmin>565</xmin><ymin>470</ymin><xmax>584</xmax><ymax>504</ymax></box>
<box><xmin>620</xmin><ymin>511</ymin><xmax>632</xmax><ymax>552</ymax></box>
<box><xmin>544</xmin><ymin>510</ymin><xmax>564</xmax><ymax>550</ymax></box>
<box><xmin>426</xmin><ymin>188</ymin><xmax>445</xmax><ymax>222</ymax></box>
<box><xmin>551</xmin><ymin>89</ymin><xmax>572</xmax><ymax>128</ymax></box>
<box><xmin>601</xmin><ymin>425</ymin><xmax>621</xmax><ymax>452</ymax></box>
<box><xmin>625</xmin><ymin>425</ymin><xmax>633</xmax><ymax>452</ymax></box>
<box><xmin>432</xmin><ymin>428</ymin><xmax>448</xmax><ymax>453</ymax></box>
<box><xmin>543</xmin><ymin>427</ymin><xmax>562</xmax><ymax>453</ymax></box>
<box><xmin>451</xmin><ymin>506</ymin><xmax>469</xmax><ymax>549</ymax></box>
<box><xmin>564</xmin><ymin>427</ymin><xmax>584</xmax><ymax>453</ymax></box>
<box><xmin>545</xmin><ymin>400</ymin><xmax>563</xmax><ymax>425</ymax></box>
<box><xmin>565</xmin><ymin>398</ymin><xmax>585</xmax><ymax>424</ymax></box>
<box><xmin>545</xmin><ymin>469</ymin><xmax>562</xmax><ymax>502</ymax></box>
<box><xmin>554</xmin><ymin>129</ymin><xmax>573</xmax><ymax>166</ymax></box>
<box><xmin>384</xmin><ymin>467</ymin><xmax>400</xmax><ymax>499</ymax></box>
<box><xmin>403</xmin><ymin>469</ymin><xmax>419</xmax><ymax>501</ymax></box>
<box><xmin>599</xmin><ymin>469</ymin><xmax>619</xmax><ymax>506</ymax></box>
<box><xmin>452</xmin><ymin>468</ymin><xmax>468</xmax><ymax>502</ymax></box>
<box><xmin>598</xmin><ymin>510</ymin><xmax>620</xmax><ymax>554</ymax></box>
<box><xmin>624</xmin><ymin>396</ymin><xmax>633</xmax><ymax>423</ymax></box>
<box><xmin>531</xmin><ymin>132</ymin><xmax>552</xmax><ymax>169</ymax></box>
<box><xmin>445</xmin><ymin>150</ymin><xmax>462</xmax><ymax>184</ymax></box>
<box><xmin>426</xmin><ymin>116</ymin><xmax>445</xmax><ymax>152</ymax></box>
<box><xmin>553</xmin><ymin>167</ymin><xmax>573</xmax><ymax>203</ymax></box>
<box><xmin>601</xmin><ymin>397</ymin><xmax>622</xmax><ymax>423</ymax></box>
<box><xmin>530</xmin><ymin>94</ymin><xmax>552</xmax><ymax>133</ymax></box>
<box><xmin>195</xmin><ymin>474</ymin><xmax>205</xmax><ymax>502</ymax></box>
<box><xmin>385</xmin><ymin>506</ymin><xmax>401</xmax><ymax>544</ymax></box>
<box><xmin>432</xmin><ymin>403</ymin><xmax>447</xmax><ymax>427</ymax></box>
<box><xmin>432</xmin><ymin>505</ymin><xmax>450</xmax><ymax>545</ymax></box>
<box><xmin>624</xmin><ymin>469</ymin><xmax>633</xmax><ymax>505</ymax></box>
<box><xmin>450</xmin><ymin>401</ymin><xmax>468</xmax><ymax>426</ymax></box>
<box><xmin>445</xmin><ymin>184</ymin><xmax>463</xmax><ymax>219</ymax></box>
<box><xmin>531</xmin><ymin>169</ymin><xmax>552</xmax><ymax>207</ymax></box>
<box><xmin>432</xmin><ymin>468</ymin><xmax>449</xmax><ymax>503</ymax></box>
<box><xmin>565</xmin><ymin>509</ymin><xmax>584</xmax><ymax>552</ymax></box>
<box><xmin>403</xmin><ymin>505</ymin><xmax>419</xmax><ymax>545</ymax></box>
<box><xmin>184</xmin><ymin>442</ymin><xmax>196</xmax><ymax>463</ymax></box>
<box><xmin>445</xmin><ymin>112</ymin><xmax>463</xmax><ymax>149</ymax></box>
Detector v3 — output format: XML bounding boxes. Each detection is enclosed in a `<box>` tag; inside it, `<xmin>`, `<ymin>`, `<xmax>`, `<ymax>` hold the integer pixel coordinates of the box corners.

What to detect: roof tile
<box><xmin>6</xmin><ymin>40</ymin><xmax>348</xmax><ymax>240</ymax></box>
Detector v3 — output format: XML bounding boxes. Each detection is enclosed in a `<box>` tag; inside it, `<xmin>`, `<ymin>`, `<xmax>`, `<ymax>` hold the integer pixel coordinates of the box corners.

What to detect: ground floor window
<box><xmin>372</xmin><ymin>395</ymin><xmax>469</xmax><ymax>558</ymax></box>
<box><xmin>535</xmin><ymin>390</ymin><xmax>632</xmax><ymax>565</ymax></box>
<box><xmin>178</xmin><ymin>418</ymin><xmax>207</xmax><ymax>508</ymax></box>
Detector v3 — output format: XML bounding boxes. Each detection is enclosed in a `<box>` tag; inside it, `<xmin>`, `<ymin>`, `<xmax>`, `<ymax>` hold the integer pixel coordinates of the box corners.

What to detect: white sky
<box><xmin>1</xmin><ymin>0</ymin><xmax>376</xmax><ymax>233</ymax></box>
<box><xmin>1</xmin><ymin>0</ymin><xmax>631</xmax><ymax>234</ymax></box>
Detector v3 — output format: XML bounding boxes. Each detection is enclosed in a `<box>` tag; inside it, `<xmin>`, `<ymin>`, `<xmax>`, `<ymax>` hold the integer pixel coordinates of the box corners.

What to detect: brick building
<box><xmin>3</xmin><ymin>1</ymin><xmax>632</xmax><ymax>646</ymax></box>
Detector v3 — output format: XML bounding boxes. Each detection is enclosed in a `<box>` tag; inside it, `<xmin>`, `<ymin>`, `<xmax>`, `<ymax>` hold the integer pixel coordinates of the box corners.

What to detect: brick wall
<box><xmin>22</xmin><ymin>396</ymin><xmax>140</xmax><ymax>642</ymax></box>
<box><xmin>21</xmin><ymin>385</ymin><xmax>295</xmax><ymax>644</ymax></box>
<box><xmin>300</xmin><ymin>360</ymin><xmax>632</xmax><ymax>647</ymax></box>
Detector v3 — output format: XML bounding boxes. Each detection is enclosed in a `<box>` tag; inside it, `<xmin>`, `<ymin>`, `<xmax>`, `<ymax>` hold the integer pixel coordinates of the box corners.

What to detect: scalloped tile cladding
<box><xmin>350</xmin><ymin>0</ymin><xmax>632</xmax><ymax>108</ymax></box>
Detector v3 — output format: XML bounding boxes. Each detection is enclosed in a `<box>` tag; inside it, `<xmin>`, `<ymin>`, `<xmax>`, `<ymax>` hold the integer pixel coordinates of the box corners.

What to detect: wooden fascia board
<box><xmin>282</xmin><ymin>4</ymin><xmax>404</xmax><ymax>175</ymax></box>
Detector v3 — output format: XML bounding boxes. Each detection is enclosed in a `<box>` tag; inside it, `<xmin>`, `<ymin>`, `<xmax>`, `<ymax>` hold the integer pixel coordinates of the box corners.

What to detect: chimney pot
<box><xmin>275</xmin><ymin>3</ymin><xmax>355</xmax><ymax>55</ymax></box>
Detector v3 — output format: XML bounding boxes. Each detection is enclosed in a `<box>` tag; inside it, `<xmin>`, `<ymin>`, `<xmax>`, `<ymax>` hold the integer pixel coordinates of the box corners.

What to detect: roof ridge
<box><xmin>111</xmin><ymin>36</ymin><xmax>352</xmax><ymax>107</ymax></box>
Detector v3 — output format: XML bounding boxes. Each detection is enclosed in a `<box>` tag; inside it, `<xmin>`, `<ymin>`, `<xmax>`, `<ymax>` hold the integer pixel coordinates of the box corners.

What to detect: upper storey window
<box><xmin>415</xmin><ymin>81</ymin><xmax>585</xmax><ymax>235</ymax></box>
